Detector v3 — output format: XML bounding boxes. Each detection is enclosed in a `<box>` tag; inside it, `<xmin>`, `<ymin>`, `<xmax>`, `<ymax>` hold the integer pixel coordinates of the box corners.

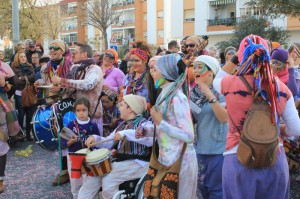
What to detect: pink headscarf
<box><xmin>238</xmin><ymin>35</ymin><xmax>269</xmax><ymax>63</ymax></box>
<box><xmin>0</xmin><ymin>61</ymin><xmax>15</xmax><ymax>78</ymax></box>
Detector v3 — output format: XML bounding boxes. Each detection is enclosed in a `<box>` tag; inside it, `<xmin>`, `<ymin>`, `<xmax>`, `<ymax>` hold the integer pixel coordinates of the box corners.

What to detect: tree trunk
<box><xmin>103</xmin><ymin>29</ymin><xmax>108</xmax><ymax>50</ymax></box>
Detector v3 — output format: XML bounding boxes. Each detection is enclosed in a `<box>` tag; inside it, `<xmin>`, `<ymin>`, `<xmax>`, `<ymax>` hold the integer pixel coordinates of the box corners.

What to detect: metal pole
<box><xmin>12</xmin><ymin>0</ymin><xmax>20</xmax><ymax>47</ymax></box>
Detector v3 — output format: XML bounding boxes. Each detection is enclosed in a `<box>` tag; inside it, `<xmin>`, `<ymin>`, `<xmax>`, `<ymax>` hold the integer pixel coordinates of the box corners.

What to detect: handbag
<box><xmin>21</xmin><ymin>76</ymin><xmax>37</xmax><ymax>108</ymax></box>
<box><xmin>143</xmin><ymin>125</ymin><xmax>186</xmax><ymax>199</ymax></box>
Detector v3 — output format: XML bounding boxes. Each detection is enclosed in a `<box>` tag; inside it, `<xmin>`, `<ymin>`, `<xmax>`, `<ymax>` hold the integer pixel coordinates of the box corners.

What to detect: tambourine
<box><xmin>60</xmin><ymin>127</ymin><xmax>78</xmax><ymax>141</ymax></box>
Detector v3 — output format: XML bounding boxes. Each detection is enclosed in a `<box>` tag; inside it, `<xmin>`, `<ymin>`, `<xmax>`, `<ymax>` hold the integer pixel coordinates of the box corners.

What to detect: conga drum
<box><xmin>69</xmin><ymin>148</ymin><xmax>89</xmax><ymax>178</ymax></box>
<box><xmin>85</xmin><ymin>148</ymin><xmax>112</xmax><ymax>176</ymax></box>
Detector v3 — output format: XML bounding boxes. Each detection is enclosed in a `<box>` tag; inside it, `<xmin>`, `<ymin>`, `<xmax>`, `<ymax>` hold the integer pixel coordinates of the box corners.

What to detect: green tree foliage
<box><xmin>247</xmin><ymin>0</ymin><xmax>300</xmax><ymax>18</ymax></box>
<box><xmin>216</xmin><ymin>17</ymin><xmax>290</xmax><ymax>52</ymax></box>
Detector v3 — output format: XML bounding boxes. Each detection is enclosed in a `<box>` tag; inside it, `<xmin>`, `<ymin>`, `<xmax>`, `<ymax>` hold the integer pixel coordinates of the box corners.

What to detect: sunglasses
<box><xmin>105</xmin><ymin>53</ymin><xmax>115</xmax><ymax>60</ymax></box>
<box><xmin>185</xmin><ymin>43</ymin><xmax>196</xmax><ymax>48</ymax></box>
<box><xmin>48</xmin><ymin>46</ymin><xmax>61</xmax><ymax>51</ymax></box>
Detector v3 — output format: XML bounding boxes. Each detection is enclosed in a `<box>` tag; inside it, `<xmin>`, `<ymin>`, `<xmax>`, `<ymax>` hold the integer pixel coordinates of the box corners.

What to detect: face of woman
<box><xmin>129</xmin><ymin>54</ymin><xmax>146</xmax><ymax>74</ymax></box>
<box><xmin>149</xmin><ymin>60</ymin><xmax>163</xmax><ymax>83</ymax></box>
<box><xmin>102</xmin><ymin>53</ymin><xmax>115</xmax><ymax>68</ymax></box>
<box><xmin>193</xmin><ymin>62</ymin><xmax>213</xmax><ymax>84</ymax></box>
<box><xmin>270</xmin><ymin>59</ymin><xmax>285</xmax><ymax>74</ymax></box>
<box><xmin>19</xmin><ymin>53</ymin><xmax>27</xmax><ymax>64</ymax></box>
<box><xmin>290</xmin><ymin>47</ymin><xmax>299</xmax><ymax>62</ymax></box>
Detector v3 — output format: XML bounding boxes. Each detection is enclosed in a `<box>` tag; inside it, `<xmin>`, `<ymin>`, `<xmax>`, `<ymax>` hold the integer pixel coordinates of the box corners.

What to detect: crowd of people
<box><xmin>0</xmin><ymin>34</ymin><xmax>299</xmax><ymax>199</ymax></box>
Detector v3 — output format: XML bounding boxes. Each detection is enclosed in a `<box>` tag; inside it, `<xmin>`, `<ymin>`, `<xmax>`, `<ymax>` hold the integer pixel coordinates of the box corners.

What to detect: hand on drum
<box><xmin>51</xmin><ymin>75</ymin><xmax>61</xmax><ymax>84</ymax></box>
<box><xmin>67</xmin><ymin>136</ymin><xmax>77</xmax><ymax>147</ymax></box>
<box><xmin>85</xmin><ymin>136</ymin><xmax>96</xmax><ymax>148</ymax></box>
<box><xmin>50</xmin><ymin>85</ymin><xmax>61</xmax><ymax>93</ymax></box>
<box><xmin>114</xmin><ymin>132</ymin><xmax>123</xmax><ymax>141</ymax></box>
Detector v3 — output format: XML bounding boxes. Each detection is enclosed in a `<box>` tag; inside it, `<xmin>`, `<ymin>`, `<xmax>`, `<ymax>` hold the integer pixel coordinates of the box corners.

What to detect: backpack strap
<box><xmin>239</xmin><ymin>76</ymin><xmax>253</xmax><ymax>94</ymax></box>
<box><xmin>228</xmin><ymin>112</ymin><xmax>241</xmax><ymax>135</ymax></box>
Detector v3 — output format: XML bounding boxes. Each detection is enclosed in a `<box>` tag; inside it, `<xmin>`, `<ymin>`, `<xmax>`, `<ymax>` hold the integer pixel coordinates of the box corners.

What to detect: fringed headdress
<box><xmin>235</xmin><ymin>35</ymin><xmax>279</xmax><ymax>125</ymax></box>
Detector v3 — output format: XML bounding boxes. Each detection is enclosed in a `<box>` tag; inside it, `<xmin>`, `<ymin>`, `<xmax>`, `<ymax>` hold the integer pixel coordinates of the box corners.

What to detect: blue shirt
<box><xmin>191</xmin><ymin>94</ymin><xmax>228</xmax><ymax>155</ymax></box>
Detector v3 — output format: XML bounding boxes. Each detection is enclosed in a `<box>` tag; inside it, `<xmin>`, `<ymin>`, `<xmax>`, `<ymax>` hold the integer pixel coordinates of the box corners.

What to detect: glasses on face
<box><xmin>271</xmin><ymin>60</ymin><xmax>284</xmax><ymax>69</ymax></box>
<box><xmin>49</xmin><ymin>46</ymin><xmax>61</xmax><ymax>51</ymax></box>
<box><xmin>29</xmin><ymin>46</ymin><xmax>35</xmax><ymax>48</ymax></box>
<box><xmin>185</xmin><ymin>43</ymin><xmax>196</xmax><ymax>48</ymax></box>
<box><xmin>105</xmin><ymin>53</ymin><xmax>115</xmax><ymax>61</ymax></box>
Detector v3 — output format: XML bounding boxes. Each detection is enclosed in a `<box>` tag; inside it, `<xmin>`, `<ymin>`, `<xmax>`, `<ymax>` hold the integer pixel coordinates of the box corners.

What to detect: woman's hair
<box><xmin>14</xmin><ymin>43</ymin><xmax>25</xmax><ymax>53</ymax></box>
<box><xmin>12</xmin><ymin>52</ymin><xmax>31</xmax><ymax>68</ymax></box>
<box><xmin>74</xmin><ymin>97</ymin><xmax>90</xmax><ymax>111</ymax></box>
<box><xmin>36</xmin><ymin>42</ymin><xmax>44</xmax><ymax>54</ymax></box>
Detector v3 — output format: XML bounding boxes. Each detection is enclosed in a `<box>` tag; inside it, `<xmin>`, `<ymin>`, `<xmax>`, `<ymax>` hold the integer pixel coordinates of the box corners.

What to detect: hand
<box><xmin>50</xmin><ymin>85</ymin><xmax>60</xmax><ymax>93</ymax></box>
<box><xmin>85</xmin><ymin>136</ymin><xmax>95</xmax><ymax>148</ymax></box>
<box><xmin>5</xmin><ymin>83</ymin><xmax>11</xmax><ymax>91</ymax></box>
<box><xmin>102</xmin><ymin>85</ymin><xmax>110</xmax><ymax>91</ymax></box>
<box><xmin>135</xmin><ymin>127</ymin><xmax>146</xmax><ymax>139</ymax></box>
<box><xmin>114</xmin><ymin>132</ymin><xmax>123</xmax><ymax>141</ymax></box>
<box><xmin>67</xmin><ymin>136</ymin><xmax>77</xmax><ymax>147</ymax></box>
<box><xmin>51</xmin><ymin>75</ymin><xmax>61</xmax><ymax>84</ymax></box>
<box><xmin>150</xmin><ymin>107</ymin><xmax>163</xmax><ymax>126</ymax></box>
<box><xmin>34</xmin><ymin>81</ymin><xmax>40</xmax><ymax>87</ymax></box>
<box><xmin>287</xmin><ymin>56</ymin><xmax>295</xmax><ymax>68</ymax></box>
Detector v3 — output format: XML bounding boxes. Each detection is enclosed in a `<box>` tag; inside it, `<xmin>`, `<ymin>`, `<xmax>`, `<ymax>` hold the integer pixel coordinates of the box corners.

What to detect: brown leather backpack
<box><xmin>229</xmin><ymin>76</ymin><xmax>279</xmax><ymax>168</ymax></box>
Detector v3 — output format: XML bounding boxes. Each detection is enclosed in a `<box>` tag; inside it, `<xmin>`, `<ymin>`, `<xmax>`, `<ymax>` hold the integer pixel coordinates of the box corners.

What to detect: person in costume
<box><xmin>213</xmin><ymin>35</ymin><xmax>300</xmax><ymax>199</ymax></box>
<box><xmin>80</xmin><ymin>94</ymin><xmax>152</xmax><ymax>199</ymax></box>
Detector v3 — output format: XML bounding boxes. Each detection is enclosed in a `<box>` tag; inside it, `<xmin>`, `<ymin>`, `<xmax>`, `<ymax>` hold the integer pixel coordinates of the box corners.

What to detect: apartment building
<box><xmin>135</xmin><ymin>0</ymin><xmax>300</xmax><ymax>48</ymax></box>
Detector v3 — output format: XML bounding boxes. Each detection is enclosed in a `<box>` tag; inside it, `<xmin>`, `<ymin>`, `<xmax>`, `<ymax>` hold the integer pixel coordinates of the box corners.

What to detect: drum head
<box><xmin>32</xmin><ymin>105</ymin><xmax>58</xmax><ymax>151</ymax></box>
<box><xmin>86</xmin><ymin>148</ymin><xmax>110</xmax><ymax>163</ymax></box>
<box><xmin>75</xmin><ymin>148</ymin><xmax>89</xmax><ymax>155</ymax></box>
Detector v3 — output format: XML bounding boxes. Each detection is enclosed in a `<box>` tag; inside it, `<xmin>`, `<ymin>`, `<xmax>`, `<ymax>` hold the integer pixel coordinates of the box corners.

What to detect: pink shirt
<box><xmin>221</xmin><ymin>75</ymin><xmax>291</xmax><ymax>150</ymax></box>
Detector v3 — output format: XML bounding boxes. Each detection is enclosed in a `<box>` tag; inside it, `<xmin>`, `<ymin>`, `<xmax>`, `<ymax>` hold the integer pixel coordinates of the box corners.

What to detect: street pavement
<box><xmin>1</xmin><ymin>140</ymin><xmax>299</xmax><ymax>199</ymax></box>
<box><xmin>1</xmin><ymin>140</ymin><xmax>72</xmax><ymax>199</ymax></box>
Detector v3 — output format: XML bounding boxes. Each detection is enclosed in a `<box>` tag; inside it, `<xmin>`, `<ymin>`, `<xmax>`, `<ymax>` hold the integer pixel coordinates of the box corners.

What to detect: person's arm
<box><xmin>60</xmin><ymin>66</ymin><xmax>103</xmax><ymax>91</ymax></box>
<box><xmin>27</xmin><ymin>66</ymin><xmax>35</xmax><ymax>82</ymax></box>
<box><xmin>118</xmin><ymin>129</ymin><xmax>153</xmax><ymax>147</ymax></box>
<box><xmin>287</xmin><ymin>68</ymin><xmax>299</xmax><ymax>97</ymax></box>
<box><xmin>281</xmin><ymin>96</ymin><xmax>300</xmax><ymax>136</ymax></box>
<box><xmin>92</xmin><ymin>130</ymin><xmax>115</xmax><ymax>148</ymax></box>
<box><xmin>114</xmin><ymin>69</ymin><xmax>125</xmax><ymax>93</ymax></box>
<box><xmin>156</xmin><ymin>95</ymin><xmax>194</xmax><ymax>143</ymax></box>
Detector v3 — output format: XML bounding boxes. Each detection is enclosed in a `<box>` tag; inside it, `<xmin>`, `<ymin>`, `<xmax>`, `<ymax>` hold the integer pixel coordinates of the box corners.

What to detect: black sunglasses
<box><xmin>49</xmin><ymin>46</ymin><xmax>61</xmax><ymax>51</ymax></box>
<box><xmin>185</xmin><ymin>43</ymin><xmax>196</xmax><ymax>48</ymax></box>
<box><xmin>105</xmin><ymin>53</ymin><xmax>115</xmax><ymax>60</ymax></box>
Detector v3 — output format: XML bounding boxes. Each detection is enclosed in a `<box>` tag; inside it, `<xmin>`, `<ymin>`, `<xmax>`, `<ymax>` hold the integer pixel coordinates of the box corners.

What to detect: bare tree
<box><xmin>80</xmin><ymin>0</ymin><xmax>124</xmax><ymax>50</ymax></box>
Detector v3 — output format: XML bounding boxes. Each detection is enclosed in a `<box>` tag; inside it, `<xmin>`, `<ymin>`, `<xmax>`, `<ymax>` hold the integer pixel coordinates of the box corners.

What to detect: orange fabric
<box><xmin>271</xmin><ymin>42</ymin><xmax>281</xmax><ymax>50</ymax></box>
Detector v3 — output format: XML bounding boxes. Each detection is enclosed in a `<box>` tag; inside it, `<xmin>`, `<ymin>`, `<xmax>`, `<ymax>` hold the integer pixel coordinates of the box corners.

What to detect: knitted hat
<box><xmin>123</xmin><ymin>94</ymin><xmax>147</xmax><ymax>115</ymax></box>
<box><xmin>50</xmin><ymin>40</ymin><xmax>67</xmax><ymax>53</ymax></box>
<box><xmin>270</xmin><ymin>48</ymin><xmax>288</xmax><ymax>63</ymax></box>
<box><xmin>105</xmin><ymin>49</ymin><xmax>118</xmax><ymax>63</ymax></box>
<box><xmin>288</xmin><ymin>43</ymin><xmax>300</xmax><ymax>57</ymax></box>
<box><xmin>194</xmin><ymin>55</ymin><xmax>220</xmax><ymax>75</ymax></box>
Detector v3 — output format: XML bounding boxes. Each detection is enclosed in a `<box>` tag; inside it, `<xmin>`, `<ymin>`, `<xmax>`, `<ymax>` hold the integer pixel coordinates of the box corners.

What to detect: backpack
<box><xmin>229</xmin><ymin>76</ymin><xmax>279</xmax><ymax>168</ymax></box>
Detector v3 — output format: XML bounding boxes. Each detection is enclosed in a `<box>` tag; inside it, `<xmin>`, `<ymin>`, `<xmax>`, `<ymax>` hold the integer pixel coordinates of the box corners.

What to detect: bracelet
<box><xmin>230</xmin><ymin>55</ymin><xmax>239</xmax><ymax>65</ymax></box>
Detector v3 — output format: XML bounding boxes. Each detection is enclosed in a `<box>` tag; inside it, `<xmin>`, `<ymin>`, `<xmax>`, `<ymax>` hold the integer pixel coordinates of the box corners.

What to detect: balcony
<box><xmin>112</xmin><ymin>0</ymin><xmax>135</xmax><ymax>7</ymax></box>
<box><xmin>208</xmin><ymin>17</ymin><xmax>238</xmax><ymax>26</ymax></box>
<box><xmin>209</xmin><ymin>0</ymin><xmax>236</xmax><ymax>6</ymax></box>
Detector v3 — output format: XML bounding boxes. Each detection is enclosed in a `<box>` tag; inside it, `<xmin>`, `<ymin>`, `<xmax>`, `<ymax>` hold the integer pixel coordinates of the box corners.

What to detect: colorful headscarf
<box><xmin>155</xmin><ymin>54</ymin><xmax>188</xmax><ymax>117</ymax></box>
<box><xmin>236</xmin><ymin>35</ymin><xmax>278</xmax><ymax>125</ymax></box>
<box><xmin>129</xmin><ymin>48</ymin><xmax>149</xmax><ymax>61</ymax></box>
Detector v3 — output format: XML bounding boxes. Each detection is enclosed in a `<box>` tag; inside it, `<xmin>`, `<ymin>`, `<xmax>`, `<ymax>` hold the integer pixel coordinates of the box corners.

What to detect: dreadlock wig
<box><xmin>235</xmin><ymin>35</ymin><xmax>279</xmax><ymax>125</ymax></box>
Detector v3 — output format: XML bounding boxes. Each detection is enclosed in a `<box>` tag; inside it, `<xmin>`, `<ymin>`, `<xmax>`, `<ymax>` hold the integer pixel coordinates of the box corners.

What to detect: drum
<box><xmin>52</xmin><ymin>98</ymin><xmax>76</xmax><ymax>137</ymax></box>
<box><xmin>32</xmin><ymin>105</ymin><xmax>58</xmax><ymax>151</ymax></box>
<box><xmin>69</xmin><ymin>148</ymin><xmax>89</xmax><ymax>178</ymax></box>
<box><xmin>283</xmin><ymin>138</ymin><xmax>300</xmax><ymax>173</ymax></box>
<box><xmin>85</xmin><ymin>148</ymin><xmax>112</xmax><ymax>176</ymax></box>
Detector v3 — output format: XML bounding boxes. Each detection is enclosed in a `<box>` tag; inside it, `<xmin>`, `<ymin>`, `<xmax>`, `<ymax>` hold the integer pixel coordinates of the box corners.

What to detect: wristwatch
<box><xmin>209</xmin><ymin>98</ymin><xmax>217</xmax><ymax>104</ymax></box>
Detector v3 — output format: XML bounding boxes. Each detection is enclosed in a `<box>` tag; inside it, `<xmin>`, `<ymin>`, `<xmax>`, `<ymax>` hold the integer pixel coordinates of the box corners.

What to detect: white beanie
<box><xmin>194</xmin><ymin>55</ymin><xmax>220</xmax><ymax>75</ymax></box>
<box><xmin>123</xmin><ymin>94</ymin><xmax>147</xmax><ymax>115</ymax></box>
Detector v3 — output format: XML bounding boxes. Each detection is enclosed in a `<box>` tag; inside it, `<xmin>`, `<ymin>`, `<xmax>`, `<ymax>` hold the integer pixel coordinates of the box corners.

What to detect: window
<box><xmin>157</xmin><ymin>30</ymin><xmax>164</xmax><ymax>38</ymax></box>
<box><xmin>157</xmin><ymin>11</ymin><xmax>163</xmax><ymax>18</ymax></box>
<box><xmin>70</xmin><ymin>33</ymin><xmax>78</xmax><ymax>43</ymax></box>
<box><xmin>184</xmin><ymin>9</ymin><xmax>195</xmax><ymax>22</ymax></box>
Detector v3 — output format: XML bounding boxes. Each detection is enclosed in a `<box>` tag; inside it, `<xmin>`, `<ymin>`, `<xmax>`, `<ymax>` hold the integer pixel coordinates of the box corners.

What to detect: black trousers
<box><xmin>0</xmin><ymin>154</ymin><xmax>7</xmax><ymax>178</ymax></box>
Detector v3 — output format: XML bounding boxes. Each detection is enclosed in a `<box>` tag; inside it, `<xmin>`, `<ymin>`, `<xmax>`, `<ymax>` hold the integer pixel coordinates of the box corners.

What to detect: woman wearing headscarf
<box><xmin>213</xmin><ymin>35</ymin><xmax>300</xmax><ymax>199</ymax></box>
<box><xmin>140</xmin><ymin>53</ymin><xmax>197</xmax><ymax>198</ymax></box>
<box><xmin>190</xmin><ymin>55</ymin><xmax>228</xmax><ymax>199</ymax></box>
<box><xmin>121</xmin><ymin>41</ymin><xmax>152</xmax><ymax>107</ymax></box>
<box><xmin>101</xmin><ymin>49</ymin><xmax>124</xmax><ymax>93</ymax></box>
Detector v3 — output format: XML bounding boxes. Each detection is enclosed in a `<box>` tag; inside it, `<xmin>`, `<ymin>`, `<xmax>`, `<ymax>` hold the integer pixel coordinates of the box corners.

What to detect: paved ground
<box><xmin>0</xmin><ymin>141</ymin><xmax>299</xmax><ymax>199</ymax></box>
<box><xmin>1</xmin><ymin>141</ymin><xmax>72</xmax><ymax>199</ymax></box>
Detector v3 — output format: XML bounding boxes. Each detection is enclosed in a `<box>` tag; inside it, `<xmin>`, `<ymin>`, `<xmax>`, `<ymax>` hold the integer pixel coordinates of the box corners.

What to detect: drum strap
<box><xmin>91</xmin><ymin>94</ymin><xmax>102</xmax><ymax>120</ymax></box>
